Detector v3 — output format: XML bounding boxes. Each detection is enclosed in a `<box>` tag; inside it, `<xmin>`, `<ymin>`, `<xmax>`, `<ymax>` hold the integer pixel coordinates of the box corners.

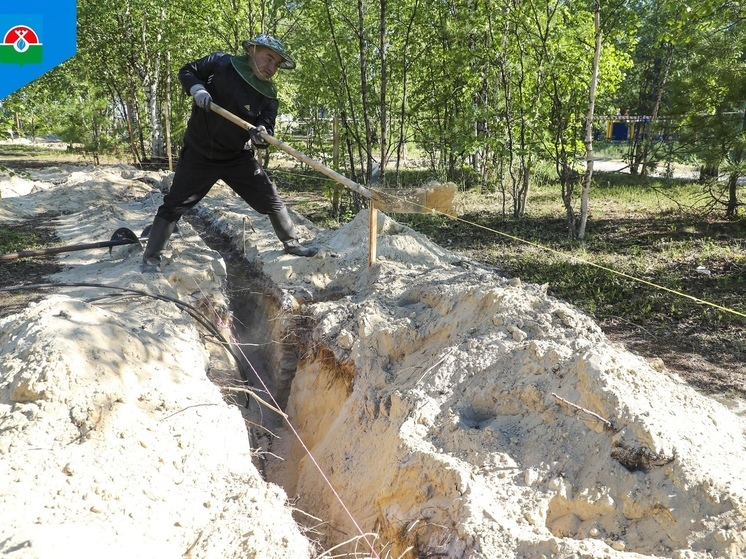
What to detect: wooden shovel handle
<box><xmin>209</xmin><ymin>103</ymin><xmax>372</xmax><ymax>200</ymax></box>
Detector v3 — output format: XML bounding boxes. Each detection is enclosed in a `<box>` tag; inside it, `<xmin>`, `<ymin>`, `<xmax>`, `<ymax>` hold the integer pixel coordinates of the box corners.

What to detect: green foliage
<box><xmin>0</xmin><ymin>0</ymin><xmax>741</xmax><ymax>216</ymax></box>
<box><xmin>0</xmin><ymin>225</ymin><xmax>47</xmax><ymax>253</ymax></box>
<box><xmin>0</xmin><ymin>218</ymin><xmax>63</xmax><ymax>298</ymax></box>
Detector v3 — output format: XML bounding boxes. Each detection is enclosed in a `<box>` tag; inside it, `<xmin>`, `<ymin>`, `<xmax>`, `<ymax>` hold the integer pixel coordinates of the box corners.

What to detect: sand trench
<box><xmin>1</xmin><ymin>164</ymin><xmax>745</xmax><ymax>558</ymax></box>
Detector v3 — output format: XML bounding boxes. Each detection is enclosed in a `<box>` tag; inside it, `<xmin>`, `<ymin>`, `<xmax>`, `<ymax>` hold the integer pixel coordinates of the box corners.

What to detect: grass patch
<box><xmin>0</xmin><ymin>144</ymin><xmax>65</xmax><ymax>157</ymax></box>
<box><xmin>0</xmin><ymin>215</ymin><xmax>62</xmax><ymax>316</ymax></box>
<box><xmin>0</xmin><ymin>142</ymin><xmax>112</xmax><ymax>170</ymax></box>
<box><xmin>0</xmin><ymin>223</ymin><xmax>54</xmax><ymax>253</ymax></box>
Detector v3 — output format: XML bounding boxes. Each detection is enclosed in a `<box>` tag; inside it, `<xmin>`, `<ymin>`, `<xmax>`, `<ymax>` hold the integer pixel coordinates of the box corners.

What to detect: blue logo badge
<box><xmin>0</xmin><ymin>1</ymin><xmax>77</xmax><ymax>100</ymax></box>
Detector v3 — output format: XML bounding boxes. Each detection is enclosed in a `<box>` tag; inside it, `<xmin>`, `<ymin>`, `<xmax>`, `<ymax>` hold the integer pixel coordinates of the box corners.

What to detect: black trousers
<box><xmin>156</xmin><ymin>144</ymin><xmax>285</xmax><ymax>222</ymax></box>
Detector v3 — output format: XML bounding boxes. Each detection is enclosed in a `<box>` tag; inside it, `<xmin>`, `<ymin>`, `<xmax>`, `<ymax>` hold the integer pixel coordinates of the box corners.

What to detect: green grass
<box><xmin>0</xmin><ymin>217</ymin><xmax>63</xmax><ymax>315</ymax></box>
<box><xmin>0</xmin><ymin>144</ymin><xmax>63</xmax><ymax>156</ymax></box>
<box><xmin>0</xmin><ymin>224</ymin><xmax>51</xmax><ymax>253</ymax></box>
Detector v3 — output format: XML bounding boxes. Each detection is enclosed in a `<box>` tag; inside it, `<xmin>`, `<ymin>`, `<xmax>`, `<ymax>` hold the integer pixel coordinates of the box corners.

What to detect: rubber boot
<box><xmin>141</xmin><ymin>216</ymin><xmax>177</xmax><ymax>272</ymax></box>
<box><xmin>268</xmin><ymin>208</ymin><xmax>318</xmax><ymax>257</ymax></box>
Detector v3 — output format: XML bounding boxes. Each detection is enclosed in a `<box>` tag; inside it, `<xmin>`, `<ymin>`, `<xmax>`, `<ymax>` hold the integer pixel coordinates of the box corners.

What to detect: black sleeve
<box><xmin>256</xmin><ymin>98</ymin><xmax>279</xmax><ymax>137</ymax></box>
<box><xmin>178</xmin><ymin>53</ymin><xmax>224</xmax><ymax>95</ymax></box>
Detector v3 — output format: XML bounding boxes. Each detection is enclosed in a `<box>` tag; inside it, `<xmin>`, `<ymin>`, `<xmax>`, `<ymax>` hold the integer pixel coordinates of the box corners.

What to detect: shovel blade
<box><xmin>110</xmin><ymin>227</ymin><xmax>141</xmax><ymax>244</ymax></box>
<box><xmin>109</xmin><ymin>227</ymin><xmax>142</xmax><ymax>256</ymax></box>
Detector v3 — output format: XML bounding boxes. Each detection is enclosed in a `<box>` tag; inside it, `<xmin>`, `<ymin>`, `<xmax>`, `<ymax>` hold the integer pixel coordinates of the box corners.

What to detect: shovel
<box><xmin>209</xmin><ymin>103</ymin><xmax>372</xmax><ymax>200</ymax></box>
<box><xmin>0</xmin><ymin>227</ymin><xmax>148</xmax><ymax>261</ymax></box>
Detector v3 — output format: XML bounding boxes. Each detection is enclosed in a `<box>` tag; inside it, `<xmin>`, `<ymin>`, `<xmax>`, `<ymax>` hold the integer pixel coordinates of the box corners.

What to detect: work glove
<box><xmin>189</xmin><ymin>84</ymin><xmax>212</xmax><ymax>110</ymax></box>
<box><xmin>250</xmin><ymin>125</ymin><xmax>269</xmax><ymax>149</ymax></box>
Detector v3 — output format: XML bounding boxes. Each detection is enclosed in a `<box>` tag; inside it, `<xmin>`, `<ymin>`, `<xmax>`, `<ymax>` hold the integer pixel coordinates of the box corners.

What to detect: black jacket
<box><xmin>178</xmin><ymin>53</ymin><xmax>278</xmax><ymax>160</ymax></box>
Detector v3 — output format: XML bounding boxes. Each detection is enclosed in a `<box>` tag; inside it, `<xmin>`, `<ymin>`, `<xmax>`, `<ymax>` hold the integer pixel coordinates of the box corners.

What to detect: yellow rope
<box><xmin>429</xmin><ymin>208</ymin><xmax>746</xmax><ymax>320</ymax></box>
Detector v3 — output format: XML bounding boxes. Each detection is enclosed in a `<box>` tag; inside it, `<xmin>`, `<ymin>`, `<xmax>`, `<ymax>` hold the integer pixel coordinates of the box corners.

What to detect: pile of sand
<box><xmin>0</xmin><ymin>165</ymin><xmax>311</xmax><ymax>558</ymax></box>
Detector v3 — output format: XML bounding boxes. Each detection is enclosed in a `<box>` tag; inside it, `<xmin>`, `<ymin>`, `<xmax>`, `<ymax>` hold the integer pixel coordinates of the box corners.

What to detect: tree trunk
<box><xmin>139</xmin><ymin>14</ymin><xmax>163</xmax><ymax>161</ymax></box>
<box><xmin>164</xmin><ymin>50</ymin><xmax>173</xmax><ymax>171</ymax></box>
<box><xmin>125</xmin><ymin>98</ymin><xmax>139</xmax><ymax>165</ymax></box>
<box><xmin>144</xmin><ymin>74</ymin><xmax>163</xmax><ymax>159</ymax></box>
<box><xmin>357</xmin><ymin>0</ymin><xmax>374</xmax><ymax>183</ymax></box>
<box><xmin>726</xmin><ymin>172</ymin><xmax>739</xmax><ymax>218</ymax></box>
<box><xmin>394</xmin><ymin>0</ymin><xmax>419</xmax><ymax>186</ymax></box>
<box><xmin>379</xmin><ymin>0</ymin><xmax>387</xmax><ymax>187</ymax></box>
<box><xmin>332</xmin><ymin>115</ymin><xmax>342</xmax><ymax>215</ymax></box>
<box><xmin>341</xmin><ymin>111</ymin><xmax>359</xmax><ymax>183</ymax></box>
<box><xmin>639</xmin><ymin>42</ymin><xmax>673</xmax><ymax>177</ymax></box>
<box><xmin>578</xmin><ymin>0</ymin><xmax>602</xmax><ymax>240</ymax></box>
<box><xmin>324</xmin><ymin>3</ymin><xmax>365</xmax><ymax>176</ymax></box>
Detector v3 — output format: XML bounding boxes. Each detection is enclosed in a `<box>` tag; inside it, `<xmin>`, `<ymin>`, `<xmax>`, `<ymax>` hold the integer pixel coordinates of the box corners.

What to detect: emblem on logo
<box><xmin>1</xmin><ymin>25</ymin><xmax>43</xmax><ymax>65</ymax></box>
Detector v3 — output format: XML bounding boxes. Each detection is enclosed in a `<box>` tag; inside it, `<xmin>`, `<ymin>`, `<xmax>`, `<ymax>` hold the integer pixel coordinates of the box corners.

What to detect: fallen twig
<box><xmin>182</xmin><ymin>529</ymin><xmax>203</xmax><ymax>557</ymax></box>
<box><xmin>551</xmin><ymin>392</ymin><xmax>614</xmax><ymax>430</ymax></box>
<box><xmin>159</xmin><ymin>403</ymin><xmax>220</xmax><ymax>421</ymax></box>
<box><xmin>417</xmin><ymin>348</ymin><xmax>456</xmax><ymax>384</ymax></box>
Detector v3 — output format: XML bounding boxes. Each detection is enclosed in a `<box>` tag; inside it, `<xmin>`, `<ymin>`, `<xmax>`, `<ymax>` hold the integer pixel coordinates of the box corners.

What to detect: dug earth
<box><xmin>1</xmin><ymin>164</ymin><xmax>745</xmax><ymax>558</ymax></box>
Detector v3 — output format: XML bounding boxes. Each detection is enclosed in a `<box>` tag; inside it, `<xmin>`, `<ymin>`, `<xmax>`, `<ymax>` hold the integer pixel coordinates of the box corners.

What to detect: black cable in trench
<box><xmin>0</xmin><ymin>282</ymin><xmax>250</xmax><ymax>383</ymax></box>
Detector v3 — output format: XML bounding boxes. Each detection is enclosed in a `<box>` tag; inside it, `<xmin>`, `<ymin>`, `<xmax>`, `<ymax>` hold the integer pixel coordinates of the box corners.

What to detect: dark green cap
<box><xmin>242</xmin><ymin>34</ymin><xmax>296</xmax><ymax>70</ymax></box>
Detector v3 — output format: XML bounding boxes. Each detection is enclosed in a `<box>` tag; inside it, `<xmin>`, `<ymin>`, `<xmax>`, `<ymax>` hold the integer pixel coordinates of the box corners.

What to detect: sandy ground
<box><xmin>0</xmin><ymin>166</ymin><xmax>311</xmax><ymax>558</ymax></box>
<box><xmin>2</xmin><ymin>164</ymin><xmax>746</xmax><ymax>559</ymax></box>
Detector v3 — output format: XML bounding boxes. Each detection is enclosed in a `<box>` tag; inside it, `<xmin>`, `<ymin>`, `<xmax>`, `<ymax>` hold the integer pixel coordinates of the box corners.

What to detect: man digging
<box><xmin>142</xmin><ymin>34</ymin><xmax>316</xmax><ymax>273</ymax></box>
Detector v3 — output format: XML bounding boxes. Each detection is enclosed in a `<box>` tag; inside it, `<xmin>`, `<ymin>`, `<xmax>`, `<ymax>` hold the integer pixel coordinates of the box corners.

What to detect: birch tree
<box><xmin>578</xmin><ymin>0</ymin><xmax>603</xmax><ymax>240</ymax></box>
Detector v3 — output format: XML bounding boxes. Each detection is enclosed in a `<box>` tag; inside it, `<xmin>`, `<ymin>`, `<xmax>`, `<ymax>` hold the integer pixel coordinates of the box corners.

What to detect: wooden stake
<box><xmin>369</xmin><ymin>202</ymin><xmax>378</xmax><ymax>266</ymax></box>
